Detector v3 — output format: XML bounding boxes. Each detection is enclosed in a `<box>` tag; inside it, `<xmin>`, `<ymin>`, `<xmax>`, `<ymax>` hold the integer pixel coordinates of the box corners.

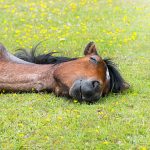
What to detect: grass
<box><xmin>0</xmin><ymin>0</ymin><xmax>150</xmax><ymax>149</ymax></box>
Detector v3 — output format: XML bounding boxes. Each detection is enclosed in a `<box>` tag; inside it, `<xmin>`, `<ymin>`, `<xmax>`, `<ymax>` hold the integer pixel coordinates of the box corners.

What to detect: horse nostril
<box><xmin>92</xmin><ymin>81</ymin><xmax>100</xmax><ymax>89</ymax></box>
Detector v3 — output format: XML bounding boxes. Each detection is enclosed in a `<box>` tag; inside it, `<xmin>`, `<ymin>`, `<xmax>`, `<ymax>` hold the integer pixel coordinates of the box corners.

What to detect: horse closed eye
<box><xmin>90</xmin><ymin>56</ymin><xmax>99</xmax><ymax>64</ymax></box>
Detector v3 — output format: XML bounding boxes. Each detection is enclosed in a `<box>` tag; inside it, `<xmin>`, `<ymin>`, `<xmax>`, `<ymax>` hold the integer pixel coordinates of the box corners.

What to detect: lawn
<box><xmin>0</xmin><ymin>0</ymin><xmax>150</xmax><ymax>149</ymax></box>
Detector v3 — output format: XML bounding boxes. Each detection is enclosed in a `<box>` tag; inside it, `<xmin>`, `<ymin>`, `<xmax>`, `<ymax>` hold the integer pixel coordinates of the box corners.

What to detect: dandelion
<box><xmin>123</xmin><ymin>15</ymin><xmax>130</xmax><ymax>24</ymax></box>
<box><xmin>29</xmin><ymin>107</ymin><xmax>33</xmax><ymax>110</ymax></box>
<box><xmin>60</xmin><ymin>136</ymin><xmax>64</xmax><ymax>139</ymax></box>
<box><xmin>111</xmin><ymin>109</ymin><xmax>114</xmax><ymax>112</ymax></box>
<box><xmin>4</xmin><ymin>4</ymin><xmax>10</xmax><ymax>9</ymax></box>
<box><xmin>40</xmin><ymin>2</ymin><xmax>47</xmax><ymax>9</ymax></box>
<box><xmin>73</xmin><ymin>99</ymin><xmax>78</xmax><ymax>103</ymax></box>
<box><xmin>13</xmin><ymin>93</ymin><xmax>17</xmax><ymax>97</ymax></box>
<box><xmin>95</xmin><ymin>129</ymin><xmax>99</xmax><ymax>133</ymax></box>
<box><xmin>98</xmin><ymin>111</ymin><xmax>104</xmax><ymax>115</ymax></box>
<box><xmin>64</xmin><ymin>24</ymin><xmax>71</xmax><ymax>30</ymax></box>
<box><xmin>123</xmin><ymin>38</ymin><xmax>129</xmax><ymax>44</ymax></box>
<box><xmin>80</xmin><ymin>0</ymin><xmax>87</xmax><ymax>6</ymax></box>
<box><xmin>107</xmin><ymin>0</ymin><xmax>112</xmax><ymax>5</ymax></box>
<box><xmin>66</xmin><ymin>109</ymin><xmax>70</xmax><ymax>113</ymax></box>
<box><xmin>114</xmin><ymin>6</ymin><xmax>121</xmax><ymax>12</ymax></box>
<box><xmin>70</xmin><ymin>3</ymin><xmax>77</xmax><ymax>11</ymax></box>
<box><xmin>115</xmin><ymin>101</ymin><xmax>119</xmax><ymax>105</ymax></box>
<box><xmin>45</xmin><ymin>136</ymin><xmax>49</xmax><ymax>140</ymax></box>
<box><xmin>140</xmin><ymin>147</ymin><xmax>147</xmax><ymax>150</ymax></box>
<box><xmin>52</xmin><ymin>8</ymin><xmax>60</xmax><ymax>15</ymax></box>
<box><xmin>29</xmin><ymin>7</ymin><xmax>34</xmax><ymax>11</ymax></box>
<box><xmin>20</xmin><ymin>18</ymin><xmax>25</xmax><ymax>22</ymax></box>
<box><xmin>50</xmin><ymin>26</ymin><xmax>58</xmax><ymax>31</ymax></box>
<box><xmin>131</xmin><ymin>32</ymin><xmax>137</xmax><ymax>40</ymax></box>
<box><xmin>11</xmin><ymin>8</ymin><xmax>16</xmax><ymax>14</ymax></box>
<box><xmin>45</xmin><ymin>118</ymin><xmax>50</xmax><ymax>122</ymax></box>
<box><xmin>15</xmin><ymin>30</ymin><xmax>21</xmax><ymax>35</ymax></box>
<box><xmin>57</xmin><ymin>116</ymin><xmax>62</xmax><ymax>120</ymax></box>
<box><xmin>18</xmin><ymin>133</ymin><xmax>24</xmax><ymax>137</ymax></box>
<box><xmin>132</xmin><ymin>92</ymin><xmax>138</xmax><ymax>96</ymax></box>
<box><xmin>103</xmin><ymin>141</ymin><xmax>109</xmax><ymax>144</ymax></box>
<box><xmin>73</xmin><ymin>109</ymin><xmax>79</xmax><ymax>113</ymax></box>
<box><xmin>18</xmin><ymin>123</ymin><xmax>24</xmax><ymax>128</ymax></box>
<box><xmin>109</xmin><ymin>40</ymin><xmax>113</xmax><ymax>46</ymax></box>
<box><xmin>76</xmin><ymin>16</ymin><xmax>80</xmax><ymax>19</ymax></box>
<box><xmin>106</xmin><ymin>31</ymin><xmax>113</xmax><ymax>35</ymax></box>
<box><xmin>94</xmin><ymin>0</ymin><xmax>98</xmax><ymax>3</ymax></box>
<box><xmin>100</xmin><ymin>39</ymin><xmax>104</xmax><ymax>43</ymax></box>
<box><xmin>121</xmin><ymin>99</ymin><xmax>127</xmax><ymax>102</ymax></box>
<box><xmin>123</xmin><ymin>15</ymin><xmax>128</xmax><ymax>23</ymax></box>
<box><xmin>95</xmin><ymin>39</ymin><xmax>99</xmax><ymax>43</ymax></box>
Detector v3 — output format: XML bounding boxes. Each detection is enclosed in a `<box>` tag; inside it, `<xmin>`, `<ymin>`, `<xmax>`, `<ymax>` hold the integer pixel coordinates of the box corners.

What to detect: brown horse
<box><xmin>0</xmin><ymin>42</ymin><xmax>129</xmax><ymax>103</ymax></box>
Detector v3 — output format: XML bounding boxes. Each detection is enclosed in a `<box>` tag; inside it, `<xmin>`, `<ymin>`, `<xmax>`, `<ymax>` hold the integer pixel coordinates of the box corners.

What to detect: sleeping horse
<box><xmin>0</xmin><ymin>42</ymin><xmax>129</xmax><ymax>103</ymax></box>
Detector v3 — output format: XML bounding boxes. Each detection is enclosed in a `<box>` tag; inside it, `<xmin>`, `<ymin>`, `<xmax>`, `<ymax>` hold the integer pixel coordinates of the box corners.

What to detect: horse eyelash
<box><xmin>90</xmin><ymin>57</ymin><xmax>98</xmax><ymax>64</ymax></box>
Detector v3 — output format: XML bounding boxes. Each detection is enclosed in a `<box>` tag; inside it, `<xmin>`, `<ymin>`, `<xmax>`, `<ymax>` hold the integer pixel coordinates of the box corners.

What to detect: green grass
<box><xmin>0</xmin><ymin>0</ymin><xmax>150</xmax><ymax>149</ymax></box>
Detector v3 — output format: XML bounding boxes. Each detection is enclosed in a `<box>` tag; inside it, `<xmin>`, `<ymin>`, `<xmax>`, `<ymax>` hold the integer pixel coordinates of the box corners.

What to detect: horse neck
<box><xmin>31</xmin><ymin>64</ymin><xmax>57</xmax><ymax>91</ymax></box>
<box><xmin>0</xmin><ymin>62</ymin><xmax>57</xmax><ymax>92</ymax></box>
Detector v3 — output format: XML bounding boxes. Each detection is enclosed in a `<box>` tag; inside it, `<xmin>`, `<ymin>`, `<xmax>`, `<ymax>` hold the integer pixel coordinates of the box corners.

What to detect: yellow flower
<box><xmin>80</xmin><ymin>0</ymin><xmax>87</xmax><ymax>6</ymax></box>
<box><xmin>107</xmin><ymin>0</ymin><xmax>112</xmax><ymax>4</ymax></box>
<box><xmin>131</xmin><ymin>32</ymin><xmax>137</xmax><ymax>40</ymax></box>
<box><xmin>98</xmin><ymin>111</ymin><xmax>104</xmax><ymax>115</ymax></box>
<box><xmin>18</xmin><ymin>123</ymin><xmax>24</xmax><ymax>128</ymax></box>
<box><xmin>73</xmin><ymin>99</ymin><xmax>78</xmax><ymax>103</ymax></box>
<box><xmin>76</xmin><ymin>16</ymin><xmax>80</xmax><ymax>19</ymax></box>
<box><xmin>141</xmin><ymin>147</ymin><xmax>147</xmax><ymax>150</ymax></box>
<box><xmin>40</xmin><ymin>2</ymin><xmax>47</xmax><ymax>9</ymax></box>
<box><xmin>57</xmin><ymin>116</ymin><xmax>62</xmax><ymax>120</ymax></box>
<box><xmin>18</xmin><ymin>133</ymin><xmax>24</xmax><ymax>137</ymax></box>
<box><xmin>29</xmin><ymin>107</ymin><xmax>33</xmax><ymax>110</ymax></box>
<box><xmin>13</xmin><ymin>93</ymin><xmax>17</xmax><ymax>97</ymax></box>
<box><xmin>70</xmin><ymin>3</ymin><xmax>77</xmax><ymax>11</ymax></box>
<box><xmin>103</xmin><ymin>141</ymin><xmax>109</xmax><ymax>144</ymax></box>
<box><xmin>111</xmin><ymin>109</ymin><xmax>114</xmax><ymax>112</ymax></box>
<box><xmin>45</xmin><ymin>136</ymin><xmax>49</xmax><ymax>140</ymax></box>
<box><xmin>115</xmin><ymin>101</ymin><xmax>119</xmax><ymax>105</ymax></box>
<box><xmin>45</xmin><ymin>118</ymin><xmax>50</xmax><ymax>122</ymax></box>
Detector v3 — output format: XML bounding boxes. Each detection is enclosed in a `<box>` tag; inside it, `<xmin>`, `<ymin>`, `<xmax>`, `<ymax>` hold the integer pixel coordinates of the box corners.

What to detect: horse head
<box><xmin>52</xmin><ymin>42</ymin><xmax>129</xmax><ymax>102</ymax></box>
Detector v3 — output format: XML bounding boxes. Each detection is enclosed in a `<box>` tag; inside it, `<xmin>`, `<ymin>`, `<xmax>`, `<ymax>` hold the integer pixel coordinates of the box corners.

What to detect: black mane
<box><xmin>103</xmin><ymin>58</ymin><xmax>129</xmax><ymax>93</ymax></box>
<box><xmin>15</xmin><ymin>43</ymin><xmax>77</xmax><ymax>64</ymax></box>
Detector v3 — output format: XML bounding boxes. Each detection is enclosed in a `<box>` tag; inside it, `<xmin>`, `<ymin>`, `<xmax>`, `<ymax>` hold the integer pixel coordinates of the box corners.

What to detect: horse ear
<box><xmin>84</xmin><ymin>42</ymin><xmax>98</xmax><ymax>55</ymax></box>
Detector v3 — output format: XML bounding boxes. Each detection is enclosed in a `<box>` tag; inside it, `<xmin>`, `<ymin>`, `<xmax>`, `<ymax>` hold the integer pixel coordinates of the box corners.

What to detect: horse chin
<box><xmin>69</xmin><ymin>80</ymin><xmax>82</xmax><ymax>101</ymax></box>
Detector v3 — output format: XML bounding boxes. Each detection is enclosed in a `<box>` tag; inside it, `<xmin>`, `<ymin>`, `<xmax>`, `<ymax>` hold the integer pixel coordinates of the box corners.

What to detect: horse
<box><xmin>0</xmin><ymin>42</ymin><xmax>129</xmax><ymax>103</ymax></box>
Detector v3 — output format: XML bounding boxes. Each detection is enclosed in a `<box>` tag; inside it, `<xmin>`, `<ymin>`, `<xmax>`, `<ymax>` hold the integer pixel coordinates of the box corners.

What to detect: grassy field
<box><xmin>0</xmin><ymin>0</ymin><xmax>150</xmax><ymax>149</ymax></box>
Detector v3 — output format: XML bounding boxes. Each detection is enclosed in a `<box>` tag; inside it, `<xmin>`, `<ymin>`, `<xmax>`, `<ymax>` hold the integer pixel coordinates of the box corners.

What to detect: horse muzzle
<box><xmin>69</xmin><ymin>79</ymin><xmax>101</xmax><ymax>103</ymax></box>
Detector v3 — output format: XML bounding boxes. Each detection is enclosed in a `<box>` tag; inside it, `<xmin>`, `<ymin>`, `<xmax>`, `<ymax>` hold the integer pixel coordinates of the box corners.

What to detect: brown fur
<box><xmin>0</xmin><ymin>42</ymin><xmax>129</xmax><ymax>102</ymax></box>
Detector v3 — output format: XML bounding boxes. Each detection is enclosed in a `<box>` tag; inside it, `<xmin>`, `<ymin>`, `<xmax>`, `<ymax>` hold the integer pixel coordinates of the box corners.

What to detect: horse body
<box><xmin>0</xmin><ymin>42</ymin><xmax>129</xmax><ymax>102</ymax></box>
<box><xmin>0</xmin><ymin>61</ymin><xmax>55</xmax><ymax>93</ymax></box>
